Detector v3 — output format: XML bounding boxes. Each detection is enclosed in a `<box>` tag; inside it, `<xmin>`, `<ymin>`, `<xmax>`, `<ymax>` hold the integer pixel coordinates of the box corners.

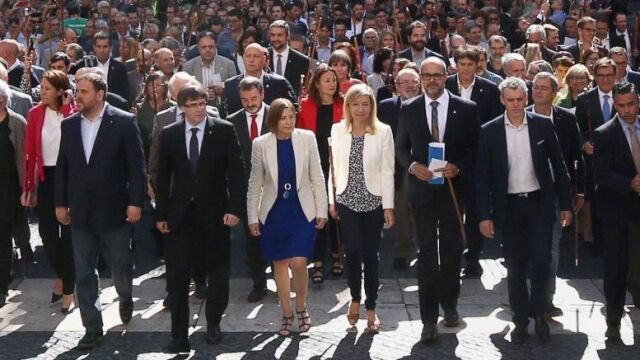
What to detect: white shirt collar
<box><xmin>81</xmin><ymin>102</ymin><xmax>108</xmax><ymax>123</ymax></box>
<box><xmin>531</xmin><ymin>105</ymin><xmax>554</xmax><ymax>122</ymax></box>
<box><xmin>185</xmin><ymin>118</ymin><xmax>206</xmax><ymax>133</ymax></box>
<box><xmin>245</xmin><ymin>103</ymin><xmax>265</xmax><ymax>118</ymax></box>
<box><xmin>504</xmin><ymin>111</ymin><xmax>528</xmax><ymax>129</ymax></box>
<box><xmin>457</xmin><ymin>75</ymin><xmax>476</xmax><ymax>90</ymax></box>
<box><xmin>598</xmin><ymin>87</ymin><xmax>613</xmax><ymax>101</ymax></box>
<box><xmin>274</xmin><ymin>46</ymin><xmax>289</xmax><ymax>57</ymax></box>
<box><xmin>425</xmin><ymin>90</ymin><xmax>449</xmax><ymax>107</ymax></box>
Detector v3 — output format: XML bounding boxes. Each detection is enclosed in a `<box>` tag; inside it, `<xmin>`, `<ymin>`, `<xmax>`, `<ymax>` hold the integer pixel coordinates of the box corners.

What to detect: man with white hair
<box><xmin>525</xmin><ymin>24</ymin><xmax>557</xmax><ymax>64</ymax></box>
<box><xmin>502</xmin><ymin>53</ymin><xmax>533</xmax><ymax>104</ymax></box>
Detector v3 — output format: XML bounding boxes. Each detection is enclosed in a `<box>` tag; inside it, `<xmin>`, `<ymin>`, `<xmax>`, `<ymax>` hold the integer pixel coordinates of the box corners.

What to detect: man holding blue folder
<box><xmin>396</xmin><ymin>57</ymin><xmax>480</xmax><ymax>344</ymax></box>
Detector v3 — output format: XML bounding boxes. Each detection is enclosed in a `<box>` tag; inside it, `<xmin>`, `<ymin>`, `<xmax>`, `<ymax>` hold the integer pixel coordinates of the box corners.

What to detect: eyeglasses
<box><xmin>397</xmin><ymin>80</ymin><xmax>419</xmax><ymax>85</ymax></box>
<box><xmin>420</xmin><ymin>72</ymin><xmax>445</xmax><ymax>80</ymax></box>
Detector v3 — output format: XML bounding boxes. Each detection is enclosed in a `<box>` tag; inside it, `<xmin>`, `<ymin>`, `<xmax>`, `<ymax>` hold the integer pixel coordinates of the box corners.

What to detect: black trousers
<box><xmin>314</xmin><ymin>164</ymin><xmax>340</xmax><ymax>264</ymax></box>
<box><xmin>412</xmin><ymin>186</ymin><xmax>464</xmax><ymax>324</ymax></box>
<box><xmin>240</xmin><ymin>214</ymin><xmax>266</xmax><ymax>290</ymax></box>
<box><xmin>501</xmin><ymin>191</ymin><xmax>555</xmax><ymax>325</ymax></box>
<box><xmin>167</xmin><ymin>204</ymin><xmax>231</xmax><ymax>340</ymax></box>
<box><xmin>462</xmin><ymin>180</ymin><xmax>484</xmax><ymax>264</ymax></box>
<box><xmin>337</xmin><ymin>204</ymin><xmax>384</xmax><ymax>310</ymax></box>
<box><xmin>0</xmin><ymin>220</ymin><xmax>12</xmax><ymax>295</ymax></box>
<box><xmin>38</xmin><ymin>167</ymin><xmax>75</xmax><ymax>294</ymax></box>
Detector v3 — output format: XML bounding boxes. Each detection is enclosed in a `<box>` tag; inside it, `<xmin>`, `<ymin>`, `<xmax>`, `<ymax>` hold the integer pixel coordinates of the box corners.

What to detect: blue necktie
<box><xmin>430</xmin><ymin>101</ymin><xmax>440</xmax><ymax>142</ymax></box>
<box><xmin>602</xmin><ymin>95</ymin><xmax>611</xmax><ymax>121</ymax></box>
<box><xmin>189</xmin><ymin>128</ymin><xmax>199</xmax><ymax>172</ymax></box>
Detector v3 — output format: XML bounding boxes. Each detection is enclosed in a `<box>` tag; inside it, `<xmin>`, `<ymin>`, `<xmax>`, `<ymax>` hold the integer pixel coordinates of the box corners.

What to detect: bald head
<box><xmin>420</xmin><ymin>57</ymin><xmax>447</xmax><ymax>74</ymax></box>
<box><xmin>0</xmin><ymin>40</ymin><xmax>19</xmax><ymax>65</ymax></box>
<box><xmin>242</xmin><ymin>43</ymin><xmax>267</xmax><ymax>76</ymax></box>
<box><xmin>154</xmin><ymin>47</ymin><xmax>175</xmax><ymax>76</ymax></box>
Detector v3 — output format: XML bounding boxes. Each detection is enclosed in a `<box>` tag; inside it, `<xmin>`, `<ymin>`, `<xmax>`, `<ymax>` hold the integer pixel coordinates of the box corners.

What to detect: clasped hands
<box><xmin>412</xmin><ymin>163</ymin><xmax>460</xmax><ymax>181</ymax></box>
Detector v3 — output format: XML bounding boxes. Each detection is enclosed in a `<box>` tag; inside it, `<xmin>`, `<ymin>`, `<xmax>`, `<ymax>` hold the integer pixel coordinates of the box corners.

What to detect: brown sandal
<box><xmin>365</xmin><ymin>310</ymin><xmax>380</xmax><ymax>334</ymax></box>
<box><xmin>279</xmin><ymin>315</ymin><xmax>294</xmax><ymax>336</ymax></box>
<box><xmin>347</xmin><ymin>301</ymin><xmax>360</xmax><ymax>326</ymax></box>
<box><xmin>297</xmin><ymin>308</ymin><xmax>312</xmax><ymax>332</ymax></box>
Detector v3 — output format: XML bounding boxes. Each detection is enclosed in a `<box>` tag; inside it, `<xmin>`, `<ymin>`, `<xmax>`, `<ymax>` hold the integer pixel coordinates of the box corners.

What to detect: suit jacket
<box><xmin>182</xmin><ymin>55</ymin><xmax>238</xmax><ymax>85</ymax></box>
<box><xmin>8</xmin><ymin>87</ymin><xmax>34</xmax><ymax>119</ymax></box>
<box><xmin>397</xmin><ymin>47</ymin><xmax>450</xmax><ymax>67</ymax></box>
<box><xmin>106</xmin><ymin>92</ymin><xmax>130</xmax><ymax>112</ymax></box>
<box><xmin>247</xmin><ymin>129</ymin><xmax>328</xmax><ymax>224</ymax></box>
<box><xmin>148</xmin><ymin>105</ymin><xmax>220</xmax><ymax>184</ymax></box>
<box><xmin>7</xmin><ymin>63</ymin><xmax>40</xmax><ymax>88</ymax></box>
<box><xmin>594</xmin><ymin>115</ymin><xmax>640</xmax><ymax>225</ymax></box>
<box><xmin>378</xmin><ymin>96</ymin><xmax>409</xmax><ymax>188</ymax></box>
<box><xmin>575</xmin><ymin>87</ymin><xmax>616</xmax><ymax>143</ymax></box>
<box><xmin>445</xmin><ymin>75</ymin><xmax>503</xmax><ymax>124</ymax></box>
<box><xmin>54</xmin><ymin>104</ymin><xmax>146</xmax><ymax>230</ymax></box>
<box><xmin>127</xmin><ymin>70</ymin><xmax>143</xmax><ymax>105</ymax></box>
<box><xmin>268</xmin><ymin>47</ymin><xmax>309</xmax><ymax>96</ymax></box>
<box><xmin>625</xmin><ymin>70</ymin><xmax>640</xmax><ymax>92</ymax></box>
<box><xmin>526</xmin><ymin>105</ymin><xmax>586</xmax><ymax>195</ymax></box>
<box><xmin>396</xmin><ymin>92</ymin><xmax>480</xmax><ymax>203</ymax></box>
<box><xmin>71</xmin><ymin>56</ymin><xmax>131</xmax><ymax>102</ymax></box>
<box><xmin>541</xmin><ymin>46</ymin><xmax>557</xmax><ymax>64</ymax></box>
<box><xmin>328</xmin><ymin>120</ymin><xmax>395</xmax><ymax>209</ymax></box>
<box><xmin>561</xmin><ymin>42</ymin><xmax>606</xmax><ymax>62</ymax></box>
<box><xmin>155</xmin><ymin>116</ymin><xmax>246</xmax><ymax>228</ymax></box>
<box><xmin>475</xmin><ymin>112</ymin><xmax>572</xmax><ymax>229</ymax></box>
<box><xmin>609</xmin><ymin>30</ymin><xmax>635</xmax><ymax>53</ymax></box>
<box><xmin>224</xmin><ymin>73</ymin><xmax>297</xmax><ymax>115</ymax></box>
<box><xmin>226</xmin><ymin>104</ymin><xmax>270</xmax><ymax>181</ymax></box>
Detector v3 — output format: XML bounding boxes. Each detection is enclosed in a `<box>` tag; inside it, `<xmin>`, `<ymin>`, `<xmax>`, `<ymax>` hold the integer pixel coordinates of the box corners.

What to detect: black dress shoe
<box><xmin>194</xmin><ymin>283</ymin><xmax>208</xmax><ymax>300</ymax></box>
<box><xmin>534</xmin><ymin>316</ymin><xmax>550</xmax><ymax>343</ymax></box>
<box><xmin>206</xmin><ymin>324</ymin><xmax>223</xmax><ymax>344</ymax></box>
<box><xmin>119</xmin><ymin>300</ymin><xmax>134</xmax><ymax>324</ymax></box>
<box><xmin>511</xmin><ymin>323</ymin><xmax>529</xmax><ymax>344</ymax></box>
<box><xmin>77</xmin><ymin>332</ymin><xmax>104</xmax><ymax>349</ymax></box>
<box><xmin>392</xmin><ymin>257</ymin><xmax>407</xmax><ymax>270</ymax></box>
<box><xmin>605</xmin><ymin>324</ymin><xmax>621</xmax><ymax>341</ymax></box>
<box><xmin>443</xmin><ymin>309</ymin><xmax>460</xmax><ymax>327</ymax></box>
<box><xmin>420</xmin><ymin>323</ymin><xmax>438</xmax><ymax>344</ymax></box>
<box><xmin>247</xmin><ymin>287</ymin><xmax>268</xmax><ymax>303</ymax></box>
<box><xmin>463</xmin><ymin>261</ymin><xmax>483</xmax><ymax>278</ymax></box>
<box><xmin>162</xmin><ymin>338</ymin><xmax>191</xmax><ymax>353</ymax></box>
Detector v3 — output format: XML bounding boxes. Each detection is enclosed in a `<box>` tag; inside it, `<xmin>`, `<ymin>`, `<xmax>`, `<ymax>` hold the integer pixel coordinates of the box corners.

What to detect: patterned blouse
<box><xmin>336</xmin><ymin>135</ymin><xmax>381</xmax><ymax>212</ymax></box>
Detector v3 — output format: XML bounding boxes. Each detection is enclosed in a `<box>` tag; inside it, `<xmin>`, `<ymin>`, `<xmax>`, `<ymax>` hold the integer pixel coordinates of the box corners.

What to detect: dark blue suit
<box><xmin>55</xmin><ymin>103</ymin><xmax>146</xmax><ymax>333</ymax></box>
<box><xmin>475</xmin><ymin>112</ymin><xmax>571</xmax><ymax>324</ymax></box>
<box><xmin>445</xmin><ymin>75</ymin><xmax>503</xmax><ymax>124</ymax></box>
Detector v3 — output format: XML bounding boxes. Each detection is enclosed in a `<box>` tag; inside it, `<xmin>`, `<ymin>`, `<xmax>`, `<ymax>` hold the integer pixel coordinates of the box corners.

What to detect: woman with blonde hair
<box><xmin>329</xmin><ymin>84</ymin><xmax>395</xmax><ymax>334</ymax></box>
<box><xmin>555</xmin><ymin>64</ymin><xmax>591</xmax><ymax>109</ymax></box>
<box><xmin>517</xmin><ymin>43</ymin><xmax>542</xmax><ymax>66</ymax></box>
<box><xmin>247</xmin><ymin>98</ymin><xmax>328</xmax><ymax>336</ymax></box>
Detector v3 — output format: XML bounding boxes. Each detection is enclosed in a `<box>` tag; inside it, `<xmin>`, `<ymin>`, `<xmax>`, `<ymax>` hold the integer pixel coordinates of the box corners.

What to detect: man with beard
<box><xmin>267</xmin><ymin>20</ymin><xmax>309</xmax><ymax>97</ymax></box>
<box><xmin>398</xmin><ymin>21</ymin><xmax>450</xmax><ymax>68</ymax></box>
<box><xmin>55</xmin><ymin>72</ymin><xmax>145</xmax><ymax>349</ymax></box>
<box><xmin>487</xmin><ymin>35</ymin><xmax>508</xmax><ymax>77</ymax></box>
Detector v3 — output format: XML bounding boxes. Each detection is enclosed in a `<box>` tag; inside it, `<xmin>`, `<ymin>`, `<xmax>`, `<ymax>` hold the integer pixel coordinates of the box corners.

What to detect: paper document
<box><xmin>428</xmin><ymin>159</ymin><xmax>448</xmax><ymax>179</ymax></box>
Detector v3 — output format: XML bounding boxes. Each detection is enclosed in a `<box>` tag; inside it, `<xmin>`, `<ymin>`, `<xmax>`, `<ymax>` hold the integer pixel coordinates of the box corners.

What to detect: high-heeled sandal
<box><xmin>279</xmin><ymin>315</ymin><xmax>294</xmax><ymax>336</ymax></box>
<box><xmin>331</xmin><ymin>254</ymin><xmax>343</xmax><ymax>276</ymax></box>
<box><xmin>347</xmin><ymin>301</ymin><xmax>360</xmax><ymax>326</ymax></box>
<box><xmin>365</xmin><ymin>310</ymin><xmax>381</xmax><ymax>334</ymax></box>
<box><xmin>296</xmin><ymin>308</ymin><xmax>312</xmax><ymax>332</ymax></box>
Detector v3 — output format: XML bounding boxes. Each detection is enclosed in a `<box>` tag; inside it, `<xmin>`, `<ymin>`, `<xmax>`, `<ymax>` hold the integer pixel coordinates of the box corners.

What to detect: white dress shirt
<box><xmin>201</xmin><ymin>58</ymin><xmax>217</xmax><ymax>86</ymax></box>
<box><xmin>81</xmin><ymin>102</ymin><xmax>108</xmax><ymax>163</ymax></box>
<box><xmin>41</xmin><ymin>107</ymin><xmax>64</xmax><ymax>166</ymax></box>
<box><xmin>273</xmin><ymin>47</ymin><xmax>289</xmax><ymax>76</ymax></box>
<box><xmin>531</xmin><ymin>105</ymin><xmax>554</xmax><ymax>124</ymax></box>
<box><xmin>424</xmin><ymin>91</ymin><xmax>450</xmax><ymax>142</ymax></box>
<box><xmin>598</xmin><ymin>87</ymin><xmax>613</xmax><ymax>118</ymax></box>
<box><xmin>185</xmin><ymin>118</ymin><xmax>206</xmax><ymax>158</ymax></box>
<box><xmin>619</xmin><ymin>117</ymin><xmax>640</xmax><ymax>152</ymax></box>
<box><xmin>457</xmin><ymin>76</ymin><xmax>476</xmax><ymax>100</ymax></box>
<box><xmin>97</xmin><ymin>57</ymin><xmax>110</xmax><ymax>80</ymax></box>
<box><xmin>245</xmin><ymin>104</ymin><xmax>265</xmax><ymax>137</ymax></box>
<box><xmin>504</xmin><ymin>113</ymin><xmax>541</xmax><ymax>194</ymax></box>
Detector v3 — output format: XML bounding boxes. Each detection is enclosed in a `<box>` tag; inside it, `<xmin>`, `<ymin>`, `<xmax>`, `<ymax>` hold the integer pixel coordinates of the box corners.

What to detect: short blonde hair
<box><xmin>343</xmin><ymin>84</ymin><xmax>379</xmax><ymax>134</ymax></box>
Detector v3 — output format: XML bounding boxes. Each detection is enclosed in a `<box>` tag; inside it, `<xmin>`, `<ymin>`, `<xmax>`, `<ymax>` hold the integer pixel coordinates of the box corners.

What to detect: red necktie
<box><xmin>250</xmin><ymin>114</ymin><xmax>258</xmax><ymax>141</ymax></box>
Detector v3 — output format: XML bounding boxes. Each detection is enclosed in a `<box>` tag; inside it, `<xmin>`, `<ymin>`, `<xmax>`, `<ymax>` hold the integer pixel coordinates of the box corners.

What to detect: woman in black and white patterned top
<box><xmin>328</xmin><ymin>84</ymin><xmax>395</xmax><ymax>334</ymax></box>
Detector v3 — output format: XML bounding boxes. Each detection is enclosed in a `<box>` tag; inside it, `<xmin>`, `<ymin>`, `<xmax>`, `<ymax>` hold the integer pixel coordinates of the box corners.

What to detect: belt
<box><xmin>507</xmin><ymin>190</ymin><xmax>540</xmax><ymax>198</ymax></box>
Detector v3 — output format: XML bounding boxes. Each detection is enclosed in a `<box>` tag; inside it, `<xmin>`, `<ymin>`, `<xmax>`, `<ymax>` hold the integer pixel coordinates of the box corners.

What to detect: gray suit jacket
<box><xmin>9</xmin><ymin>88</ymin><xmax>34</xmax><ymax>119</ymax></box>
<box><xmin>148</xmin><ymin>105</ymin><xmax>220</xmax><ymax>184</ymax></box>
<box><xmin>182</xmin><ymin>55</ymin><xmax>238</xmax><ymax>84</ymax></box>
<box><xmin>7</xmin><ymin>108</ymin><xmax>26</xmax><ymax>186</ymax></box>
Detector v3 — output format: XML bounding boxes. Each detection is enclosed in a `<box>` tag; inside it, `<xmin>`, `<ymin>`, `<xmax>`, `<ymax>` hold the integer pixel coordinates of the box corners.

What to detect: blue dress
<box><xmin>260</xmin><ymin>138</ymin><xmax>316</xmax><ymax>261</ymax></box>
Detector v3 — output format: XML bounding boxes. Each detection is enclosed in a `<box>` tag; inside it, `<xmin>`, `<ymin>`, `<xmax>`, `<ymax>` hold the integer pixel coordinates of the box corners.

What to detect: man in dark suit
<box><xmin>610</xmin><ymin>47</ymin><xmax>640</xmax><ymax>92</ymax></box>
<box><xmin>70</xmin><ymin>32</ymin><xmax>131</xmax><ymax>102</ymax></box>
<box><xmin>475</xmin><ymin>77</ymin><xmax>573</xmax><ymax>344</ymax></box>
<box><xmin>396</xmin><ymin>57</ymin><xmax>480</xmax><ymax>343</ymax></box>
<box><xmin>528</xmin><ymin>72</ymin><xmax>585</xmax><ymax>318</ymax></box>
<box><xmin>54</xmin><ymin>73</ymin><xmax>146</xmax><ymax>349</ymax></box>
<box><xmin>378</xmin><ymin>68</ymin><xmax>422</xmax><ymax>270</ymax></box>
<box><xmin>444</xmin><ymin>45</ymin><xmax>503</xmax><ymax>278</ymax></box>
<box><xmin>609</xmin><ymin>12</ymin><xmax>636</xmax><ymax>67</ymax></box>
<box><xmin>268</xmin><ymin>20</ymin><xmax>309</xmax><ymax>96</ymax></box>
<box><xmin>398</xmin><ymin>21</ymin><xmax>450</xmax><ymax>68</ymax></box>
<box><xmin>561</xmin><ymin>17</ymin><xmax>605</xmax><ymax>63</ymax></box>
<box><xmin>224</xmin><ymin>43</ymin><xmax>297</xmax><ymax>117</ymax></box>
<box><xmin>593</xmin><ymin>83</ymin><xmax>640</xmax><ymax>342</ymax></box>
<box><xmin>575</xmin><ymin>58</ymin><xmax>617</xmax><ymax>253</ymax></box>
<box><xmin>225</xmin><ymin>77</ymin><xmax>270</xmax><ymax>303</ymax></box>
<box><xmin>155</xmin><ymin>84</ymin><xmax>245</xmax><ymax>353</ymax></box>
<box><xmin>426</xmin><ymin>19</ymin><xmax>451</xmax><ymax>60</ymax></box>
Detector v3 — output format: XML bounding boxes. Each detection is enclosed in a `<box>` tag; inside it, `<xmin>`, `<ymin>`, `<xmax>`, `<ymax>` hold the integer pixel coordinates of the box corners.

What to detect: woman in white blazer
<box><xmin>247</xmin><ymin>98</ymin><xmax>328</xmax><ymax>336</ymax></box>
<box><xmin>328</xmin><ymin>84</ymin><xmax>395</xmax><ymax>334</ymax></box>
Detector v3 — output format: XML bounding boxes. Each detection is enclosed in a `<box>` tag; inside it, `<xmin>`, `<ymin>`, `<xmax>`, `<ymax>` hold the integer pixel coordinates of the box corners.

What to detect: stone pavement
<box><xmin>0</xmin><ymin>224</ymin><xmax>639</xmax><ymax>359</ymax></box>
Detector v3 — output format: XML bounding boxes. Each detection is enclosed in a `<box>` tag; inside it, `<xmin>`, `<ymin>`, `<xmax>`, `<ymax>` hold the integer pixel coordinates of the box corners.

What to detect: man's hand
<box><xmin>573</xmin><ymin>195</ymin><xmax>585</xmax><ymax>213</ymax></box>
<box><xmin>223</xmin><ymin>213</ymin><xmax>240</xmax><ymax>227</ymax></box>
<box><xmin>156</xmin><ymin>221</ymin><xmax>170</xmax><ymax>234</ymax></box>
<box><xmin>411</xmin><ymin>163</ymin><xmax>434</xmax><ymax>181</ymax></box>
<box><xmin>560</xmin><ymin>210</ymin><xmax>573</xmax><ymax>228</ymax></box>
<box><xmin>55</xmin><ymin>207</ymin><xmax>71</xmax><ymax>225</ymax></box>
<box><xmin>583</xmin><ymin>141</ymin><xmax>594</xmax><ymax>155</ymax></box>
<box><xmin>435</xmin><ymin>163</ymin><xmax>460</xmax><ymax>178</ymax></box>
<box><xmin>329</xmin><ymin>204</ymin><xmax>339</xmax><ymax>220</ymax></box>
<box><xmin>479</xmin><ymin>220</ymin><xmax>494</xmax><ymax>239</ymax></box>
<box><xmin>631</xmin><ymin>175</ymin><xmax>640</xmax><ymax>192</ymax></box>
<box><xmin>315</xmin><ymin>217</ymin><xmax>327</xmax><ymax>229</ymax></box>
<box><xmin>249</xmin><ymin>223</ymin><xmax>260</xmax><ymax>236</ymax></box>
<box><xmin>126</xmin><ymin>206</ymin><xmax>142</xmax><ymax>223</ymax></box>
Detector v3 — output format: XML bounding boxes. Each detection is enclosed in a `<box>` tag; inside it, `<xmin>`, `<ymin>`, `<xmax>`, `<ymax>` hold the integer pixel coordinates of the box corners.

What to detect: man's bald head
<box><xmin>420</xmin><ymin>57</ymin><xmax>447</xmax><ymax>74</ymax></box>
<box><xmin>0</xmin><ymin>40</ymin><xmax>19</xmax><ymax>63</ymax></box>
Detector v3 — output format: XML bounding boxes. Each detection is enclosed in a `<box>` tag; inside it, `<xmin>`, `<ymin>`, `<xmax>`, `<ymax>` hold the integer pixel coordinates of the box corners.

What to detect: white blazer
<box><xmin>328</xmin><ymin>120</ymin><xmax>395</xmax><ymax>209</ymax></box>
<box><xmin>247</xmin><ymin>129</ymin><xmax>328</xmax><ymax>224</ymax></box>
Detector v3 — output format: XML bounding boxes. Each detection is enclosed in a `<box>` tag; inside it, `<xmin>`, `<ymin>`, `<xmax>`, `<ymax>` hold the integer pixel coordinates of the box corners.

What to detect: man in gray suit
<box><xmin>0</xmin><ymin>63</ymin><xmax>32</xmax><ymax>119</ymax></box>
<box><xmin>127</xmin><ymin>48</ymin><xmax>153</xmax><ymax>106</ymax></box>
<box><xmin>182</xmin><ymin>32</ymin><xmax>237</xmax><ymax>107</ymax></box>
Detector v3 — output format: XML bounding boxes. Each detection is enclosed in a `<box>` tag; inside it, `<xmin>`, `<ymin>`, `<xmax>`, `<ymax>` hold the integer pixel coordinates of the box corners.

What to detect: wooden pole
<box><xmin>447</xmin><ymin>177</ymin><xmax>467</xmax><ymax>246</ymax></box>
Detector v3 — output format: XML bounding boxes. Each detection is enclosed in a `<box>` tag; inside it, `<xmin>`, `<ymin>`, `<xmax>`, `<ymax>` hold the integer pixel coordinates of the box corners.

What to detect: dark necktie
<box><xmin>276</xmin><ymin>54</ymin><xmax>283</xmax><ymax>76</ymax></box>
<box><xmin>430</xmin><ymin>101</ymin><xmax>440</xmax><ymax>142</ymax></box>
<box><xmin>440</xmin><ymin>40</ymin><xmax>448</xmax><ymax>58</ymax></box>
<box><xmin>189</xmin><ymin>128</ymin><xmax>199</xmax><ymax>172</ymax></box>
<box><xmin>250</xmin><ymin>114</ymin><xmax>258</xmax><ymax>141</ymax></box>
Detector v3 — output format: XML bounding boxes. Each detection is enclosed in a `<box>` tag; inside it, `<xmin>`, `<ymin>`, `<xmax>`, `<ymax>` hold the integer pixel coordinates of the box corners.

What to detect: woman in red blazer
<box><xmin>297</xmin><ymin>64</ymin><xmax>344</xmax><ymax>284</ymax></box>
<box><xmin>22</xmin><ymin>70</ymin><xmax>77</xmax><ymax>314</ymax></box>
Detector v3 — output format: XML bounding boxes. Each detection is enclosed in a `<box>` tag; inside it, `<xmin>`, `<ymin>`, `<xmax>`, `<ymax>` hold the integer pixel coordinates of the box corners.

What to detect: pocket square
<box><xmin>537</xmin><ymin>139</ymin><xmax>545</xmax><ymax>145</ymax></box>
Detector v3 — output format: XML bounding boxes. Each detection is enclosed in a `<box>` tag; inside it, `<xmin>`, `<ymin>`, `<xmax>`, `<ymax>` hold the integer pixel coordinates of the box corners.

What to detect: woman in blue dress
<box><xmin>247</xmin><ymin>98</ymin><xmax>328</xmax><ymax>336</ymax></box>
